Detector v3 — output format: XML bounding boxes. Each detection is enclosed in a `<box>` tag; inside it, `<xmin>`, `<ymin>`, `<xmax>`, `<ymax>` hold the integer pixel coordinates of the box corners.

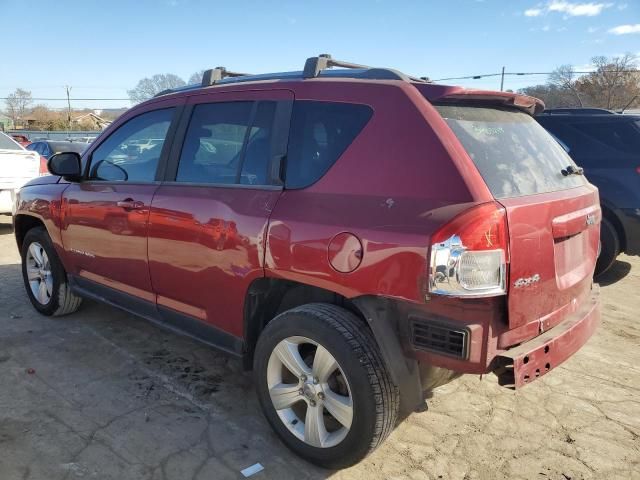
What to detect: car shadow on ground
<box><xmin>596</xmin><ymin>259</ymin><xmax>632</xmax><ymax>286</ymax></box>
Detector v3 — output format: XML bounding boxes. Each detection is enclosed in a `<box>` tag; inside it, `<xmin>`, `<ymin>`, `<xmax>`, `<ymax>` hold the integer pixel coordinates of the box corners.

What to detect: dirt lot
<box><xmin>0</xmin><ymin>216</ymin><xmax>638</xmax><ymax>480</ymax></box>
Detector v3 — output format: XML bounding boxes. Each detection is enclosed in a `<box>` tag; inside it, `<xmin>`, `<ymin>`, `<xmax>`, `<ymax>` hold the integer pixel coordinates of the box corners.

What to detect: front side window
<box><xmin>176</xmin><ymin>101</ymin><xmax>276</xmax><ymax>185</ymax></box>
<box><xmin>285</xmin><ymin>101</ymin><xmax>373</xmax><ymax>189</ymax></box>
<box><xmin>88</xmin><ymin>108</ymin><xmax>174</xmax><ymax>182</ymax></box>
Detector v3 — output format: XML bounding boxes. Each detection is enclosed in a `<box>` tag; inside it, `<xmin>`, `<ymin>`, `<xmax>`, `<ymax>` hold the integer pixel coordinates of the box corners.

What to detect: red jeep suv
<box><xmin>13</xmin><ymin>55</ymin><xmax>601</xmax><ymax>468</ymax></box>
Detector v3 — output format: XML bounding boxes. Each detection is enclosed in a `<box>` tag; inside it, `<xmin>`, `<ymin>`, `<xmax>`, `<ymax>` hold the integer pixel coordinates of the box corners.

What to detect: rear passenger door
<box><xmin>147</xmin><ymin>90</ymin><xmax>293</xmax><ymax>343</ymax></box>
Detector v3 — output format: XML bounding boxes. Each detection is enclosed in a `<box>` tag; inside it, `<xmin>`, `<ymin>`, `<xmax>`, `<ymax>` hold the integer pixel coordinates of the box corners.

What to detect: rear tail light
<box><xmin>428</xmin><ymin>202</ymin><xmax>508</xmax><ymax>297</ymax></box>
<box><xmin>636</xmin><ymin>166</ymin><xmax>640</xmax><ymax>175</ymax></box>
<box><xmin>38</xmin><ymin>156</ymin><xmax>50</xmax><ymax>176</ymax></box>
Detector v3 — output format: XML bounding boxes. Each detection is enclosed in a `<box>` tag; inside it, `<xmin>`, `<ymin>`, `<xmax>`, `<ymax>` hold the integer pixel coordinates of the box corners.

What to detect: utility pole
<box><xmin>500</xmin><ymin>66</ymin><xmax>505</xmax><ymax>91</ymax></box>
<box><xmin>65</xmin><ymin>85</ymin><xmax>72</xmax><ymax>134</ymax></box>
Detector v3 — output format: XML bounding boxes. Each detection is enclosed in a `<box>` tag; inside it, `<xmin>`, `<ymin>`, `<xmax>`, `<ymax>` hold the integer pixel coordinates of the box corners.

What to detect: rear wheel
<box><xmin>21</xmin><ymin>227</ymin><xmax>82</xmax><ymax>316</ymax></box>
<box><xmin>595</xmin><ymin>217</ymin><xmax>620</xmax><ymax>277</ymax></box>
<box><xmin>254</xmin><ymin>303</ymin><xmax>399</xmax><ymax>468</ymax></box>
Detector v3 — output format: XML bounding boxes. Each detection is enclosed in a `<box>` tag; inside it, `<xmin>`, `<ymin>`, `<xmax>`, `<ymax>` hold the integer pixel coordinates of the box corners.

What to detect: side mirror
<box><xmin>48</xmin><ymin>152</ymin><xmax>82</xmax><ymax>181</ymax></box>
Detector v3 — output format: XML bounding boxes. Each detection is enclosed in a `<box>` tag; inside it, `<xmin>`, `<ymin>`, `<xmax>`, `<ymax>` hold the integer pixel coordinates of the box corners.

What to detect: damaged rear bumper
<box><xmin>494</xmin><ymin>284</ymin><xmax>601</xmax><ymax>389</ymax></box>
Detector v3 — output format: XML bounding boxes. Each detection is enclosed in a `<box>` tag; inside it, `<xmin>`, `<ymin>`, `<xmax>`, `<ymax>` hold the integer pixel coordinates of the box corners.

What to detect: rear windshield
<box><xmin>436</xmin><ymin>105</ymin><xmax>586</xmax><ymax>199</ymax></box>
<box><xmin>0</xmin><ymin>132</ymin><xmax>22</xmax><ymax>151</ymax></box>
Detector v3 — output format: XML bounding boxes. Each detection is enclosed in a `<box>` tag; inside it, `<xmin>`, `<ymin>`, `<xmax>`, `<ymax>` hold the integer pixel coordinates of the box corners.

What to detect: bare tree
<box><xmin>577</xmin><ymin>54</ymin><xmax>639</xmax><ymax>110</ymax></box>
<box><xmin>127</xmin><ymin>74</ymin><xmax>186</xmax><ymax>104</ymax></box>
<box><xmin>5</xmin><ymin>88</ymin><xmax>33</xmax><ymax>128</ymax></box>
<box><xmin>188</xmin><ymin>70</ymin><xmax>206</xmax><ymax>85</ymax></box>
<box><xmin>519</xmin><ymin>84</ymin><xmax>578</xmax><ymax>109</ymax></box>
<box><xmin>549</xmin><ymin>65</ymin><xmax>583</xmax><ymax>107</ymax></box>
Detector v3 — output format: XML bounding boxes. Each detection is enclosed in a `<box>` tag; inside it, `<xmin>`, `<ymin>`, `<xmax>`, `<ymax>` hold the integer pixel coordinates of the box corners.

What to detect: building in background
<box><xmin>0</xmin><ymin>114</ymin><xmax>13</xmax><ymax>131</ymax></box>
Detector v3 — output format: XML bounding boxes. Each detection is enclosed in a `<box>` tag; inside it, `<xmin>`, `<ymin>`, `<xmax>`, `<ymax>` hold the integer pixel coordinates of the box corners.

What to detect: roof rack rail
<box><xmin>303</xmin><ymin>53</ymin><xmax>426</xmax><ymax>83</ymax></box>
<box><xmin>303</xmin><ymin>54</ymin><xmax>369</xmax><ymax>78</ymax></box>
<box><xmin>202</xmin><ymin>67</ymin><xmax>251</xmax><ymax>87</ymax></box>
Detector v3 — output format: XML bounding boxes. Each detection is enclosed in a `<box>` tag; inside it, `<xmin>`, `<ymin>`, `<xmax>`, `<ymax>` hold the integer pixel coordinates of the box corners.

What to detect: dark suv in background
<box><xmin>537</xmin><ymin>110</ymin><xmax>640</xmax><ymax>276</ymax></box>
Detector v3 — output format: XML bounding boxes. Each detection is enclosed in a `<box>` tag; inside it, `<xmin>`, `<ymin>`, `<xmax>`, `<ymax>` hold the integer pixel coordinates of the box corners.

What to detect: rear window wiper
<box><xmin>561</xmin><ymin>165</ymin><xmax>584</xmax><ymax>177</ymax></box>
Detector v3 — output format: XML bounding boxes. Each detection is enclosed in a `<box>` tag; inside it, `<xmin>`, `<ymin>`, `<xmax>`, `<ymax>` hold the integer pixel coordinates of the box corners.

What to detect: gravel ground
<box><xmin>0</xmin><ymin>216</ymin><xmax>638</xmax><ymax>480</ymax></box>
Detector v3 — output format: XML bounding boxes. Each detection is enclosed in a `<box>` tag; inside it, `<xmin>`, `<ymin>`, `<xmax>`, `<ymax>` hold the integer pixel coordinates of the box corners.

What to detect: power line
<box><xmin>432</xmin><ymin>70</ymin><xmax>640</xmax><ymax>82</ymax></box>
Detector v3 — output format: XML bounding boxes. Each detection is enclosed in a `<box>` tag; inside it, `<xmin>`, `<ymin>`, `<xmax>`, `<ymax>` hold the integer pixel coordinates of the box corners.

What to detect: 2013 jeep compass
<box><xmin>13</xmin><ymin>55</ymin><xmax>601</xmax><ymax>468</ymax></box>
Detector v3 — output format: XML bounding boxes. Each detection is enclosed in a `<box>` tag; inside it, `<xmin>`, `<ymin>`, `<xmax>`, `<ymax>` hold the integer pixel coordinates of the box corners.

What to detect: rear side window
<box><xmin>285</xmin><ymin>101</ymin><xmax>373</xmax><ymax>188</ymax></box>
<box><xmin>177</xmin><ymin>101</ymin><xmax>277</xmax><ymax>185</ymax></box>
<box><xmin>436</xmin><ymin>105</ymin><xmax>586</xmax><ymax>199</ymax></box>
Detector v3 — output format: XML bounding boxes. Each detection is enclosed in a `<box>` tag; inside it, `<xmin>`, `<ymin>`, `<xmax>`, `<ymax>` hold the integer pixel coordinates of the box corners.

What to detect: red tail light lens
<box><xmin>429</xmin><ymin>202</ymin><xmax>508</xmax><ymax>297</ymax></box>
<box><xmin>39</xmin><ymin>156</ymin><xmax>50</xmax><ymax>176</ymax></box>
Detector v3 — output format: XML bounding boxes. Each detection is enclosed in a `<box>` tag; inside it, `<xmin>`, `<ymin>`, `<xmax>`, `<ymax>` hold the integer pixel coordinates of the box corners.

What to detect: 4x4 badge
<box><xmin>514</xmin><ymin>274</ymin><xmax>540</xmax><ymax>288</ymax></box>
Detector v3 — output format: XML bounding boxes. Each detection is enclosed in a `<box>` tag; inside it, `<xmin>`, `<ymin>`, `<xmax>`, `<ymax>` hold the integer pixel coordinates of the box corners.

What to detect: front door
<box><xmin>147</xmin><ymin>90</ymin><xmax>293</xmax><ymax>340</ymax></box>
<box><xmin>60</xmin><ymin>106</ymin><xmax>180</xmax><ymax>301</ymax></box>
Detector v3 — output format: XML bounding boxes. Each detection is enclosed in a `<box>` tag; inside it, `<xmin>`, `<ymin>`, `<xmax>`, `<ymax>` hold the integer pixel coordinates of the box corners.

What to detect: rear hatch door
<box><xmin>435</xmin><ymin>105</ymin><xmax>600</xmax><ymax>338</ymax></box>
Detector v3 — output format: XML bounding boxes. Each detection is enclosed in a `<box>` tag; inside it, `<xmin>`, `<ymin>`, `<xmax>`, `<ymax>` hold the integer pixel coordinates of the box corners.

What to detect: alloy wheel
<box><xmin>25</xmin><ymin>242</ymin><xmax>53</xmax><ymax>305</ymax></box>
<box><xmin>267</xmin><ymin>336</ymin><xmax>353</xmax><ymax>448</ymax></box>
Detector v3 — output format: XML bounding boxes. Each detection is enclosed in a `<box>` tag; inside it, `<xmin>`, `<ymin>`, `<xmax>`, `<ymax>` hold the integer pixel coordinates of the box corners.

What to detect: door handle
<box><xmin>116</xmin><ymin>199</ymin><xmax>144</xmax><ymax>210</ymax></box>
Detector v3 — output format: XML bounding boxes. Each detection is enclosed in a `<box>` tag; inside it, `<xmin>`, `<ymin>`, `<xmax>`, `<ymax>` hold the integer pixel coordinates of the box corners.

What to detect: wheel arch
<box><xmin>243</xmin><ymin>278</ymin><xmax>423</xmax><ymax>413</ymax></box>
<box><xmin>14</xmin><ymin>213</ymin><xmax>46</xmax><ymax>252</ymax></box>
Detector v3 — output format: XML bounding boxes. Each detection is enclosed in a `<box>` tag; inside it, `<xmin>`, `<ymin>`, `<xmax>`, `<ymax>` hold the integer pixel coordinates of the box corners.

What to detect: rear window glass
<box><xmin>436</xmin><ymin>105</ymin><xmax>586</xmax><ymax>199</ymax></box>
<box><xmin>285</xmin><ymin>101</ymin><xmax>372</xmax><ymax>188</ymax></box>
<box><xmin>0</xmin><ymin>132</ymin><xmax>22</xmax><ymax>151</ymax></box>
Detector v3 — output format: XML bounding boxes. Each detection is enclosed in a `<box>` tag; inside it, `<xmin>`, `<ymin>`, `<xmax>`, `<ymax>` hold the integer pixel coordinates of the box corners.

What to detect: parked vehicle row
<box><xmin>13</xmin><ymin>55</ymin><xmax>603</xmax><ymax>468</ymax></box>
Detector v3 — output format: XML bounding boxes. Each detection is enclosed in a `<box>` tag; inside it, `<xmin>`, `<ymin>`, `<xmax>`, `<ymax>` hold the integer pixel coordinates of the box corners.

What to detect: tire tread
<box><xmin>285</xmin><ymin>303</ymin><xmax>399</xmax><ymax>456</ymax></box>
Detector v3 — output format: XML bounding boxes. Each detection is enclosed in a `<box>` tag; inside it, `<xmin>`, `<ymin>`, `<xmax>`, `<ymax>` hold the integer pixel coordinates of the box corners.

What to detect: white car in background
<box><xmin>0</xmin><ymin>132</ymin><xmax>41</xmax><ymax>215</ymax></box>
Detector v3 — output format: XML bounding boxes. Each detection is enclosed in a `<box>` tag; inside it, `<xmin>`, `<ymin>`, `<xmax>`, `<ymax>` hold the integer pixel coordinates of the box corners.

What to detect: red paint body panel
<box><xmin>498</xmin><ymin>185</ymin><xmax>600</xmax><ymax>335</ymax></box>
<box><xmin>13</xmin><ymin>183</ymin><xmax>66</xmax><ymax>259</ymax></box>
<box><xmin>148</xmin><ymin>185</ymin><xmax>281</xmax><ymax>337</ymax></box>
<box><xmin>60</xmin><ymin>182</ymin><xmax>159</xmax><ymax>298</ymax></box>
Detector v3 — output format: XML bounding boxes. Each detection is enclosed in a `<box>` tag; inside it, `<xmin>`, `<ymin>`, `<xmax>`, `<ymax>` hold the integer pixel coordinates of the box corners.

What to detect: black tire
<box><xmin>254</xmin><ymin>303</ymin><xmax>399</xmax><ymax>469</ymax></box>
<box><xmin>595</xmin><ymin>217</ymin><xmax>620</xmax><ymax>277</ymax></box>
<box><xmin>21</xmin><ymin>227</ymin><xmax>82</xmax><ymax>316</ymax></box>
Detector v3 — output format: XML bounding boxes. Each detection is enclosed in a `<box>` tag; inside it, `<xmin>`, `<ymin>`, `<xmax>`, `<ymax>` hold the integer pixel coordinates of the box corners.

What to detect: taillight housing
<box><xmin>38</xmin><ymin>156</ymin><xmax>50</xmax><ymax>176</ymax></box>
<box><xmin>428</xmin><ymin>202</ymin><xmax>508</xmax><ymax>297</ymax></box>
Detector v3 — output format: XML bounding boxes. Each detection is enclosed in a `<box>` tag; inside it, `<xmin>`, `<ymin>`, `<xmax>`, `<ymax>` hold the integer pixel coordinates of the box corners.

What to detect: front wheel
<box><xmin>21</xmin><ymin>227</ymin><xmax>82</xmax><ymax>316</ymax></box>
<box><xmin>253</xmin><ymin>303</ymin><xmax>399</xmax><ymax>468</ymax></box>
